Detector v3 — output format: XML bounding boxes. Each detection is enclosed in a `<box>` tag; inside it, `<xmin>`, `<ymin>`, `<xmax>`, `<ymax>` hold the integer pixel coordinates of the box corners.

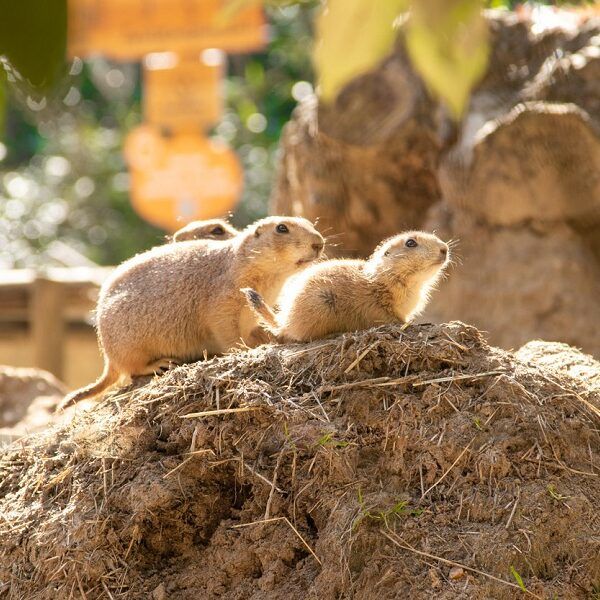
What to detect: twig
<box><xmin>382</xmin><ymin>530</ymin><xmax>541</xmax><ymax>599</ymax></box>
<box><xmin>180</xmin><ymin>406</ymin><xmax>261</xmax><ymax>419</ymax></box>
<box><xmin>243</xmin><ymin>462</ymin><xmax>286</xmax><ymax>494</ymax></box>
<box><xmin>344</xmin><ymin>343</ymin><xmax>377</xmax><ymax>374</ymax></box>
<box><xmin>102</xmin><ymin>458</ymin><xmax>108</xmax><ymax>502</ymax></box>
<box><xmin>75</xmin><ymin>571</ymin><xmax>88</xmax><ymax>600</ymax></box>
<box><xmin>124</xmin><ymin>530</ymin><xmax>137</xmax><ymax>560</ymax></box>
<box><xmin>189</xmin><ymin>425</ymin><xmax>199</xmax><ymax>453</ymax></box>
<box><xmin>162</xmin><ymin>450</ymin><xmax>214</xmax><ymax>479</ymax></box>
<box><xmin>101</xmin><ymin>580</ymin><xmax>115</xmax><ymax>600</ymax></box>
<box><xmin>413</xmin><ymin>371</ymin><xmax>505</xmax><ymax>388</ymax></box>
<box><xmin>442</xmin><ymin>331</ymin><xmax>469</xmax><ymax>351</ymax></box>
<box><xmin>311</xmin><ymin>392</ymin><xmax>331</xmax><ymax>422</ymax></box>
<box><xmin>318</xmin><ymin>377</ymin><xmax>390</xmax><ymax>393</ymax></box>
<box><xmin>505</xmin><ymin>488</ymin><xmax>520</xmax><ymax>530</ymax></box>
<box><xmin>372</xmin><ymin>376</ymin><xmax>418</xmax><ymax>387</ymax></box>
<box><xmin>185</xmin><ymin>448</ymin><xmax>216</xmax><ymax>456</ymax></box>
<box><xmin>285</xmin><ymin>340</ymin><xmax>336</xmax><ymax>358</ymax></box>
<box><xmin>163</xmin><ymin>456</ymin><xmax>193</xmax><ymax>479</ymax></box>
<box><xmin>421</xmin><ymin>439</ymin><xmax>474</xmax><ymax>500</ymax></box>
<box><xmin>265</xmin><ymin>452</ymin><xmax>285</xmax><ymax>520</ymax></box>
<box><xmin>233</xmin><ymin>517</ymin><xmax>321</xmax><ymax>565</ymax></box>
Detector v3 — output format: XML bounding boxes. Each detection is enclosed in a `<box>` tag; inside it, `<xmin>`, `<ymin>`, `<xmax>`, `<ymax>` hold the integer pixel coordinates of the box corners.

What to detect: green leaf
<box><xmin>390</xmin><ymin>500</ymin><xmax>409</xmax><ymax>515</ymax></box>
<box><xmin>405</xmin><ymin>0</ymin><xmax>489</xmax><ymax>119</ymax></box>
<box><xmin>0</xmin><ymin>70</ymin><xmax>6</xmax><ymax>139</ymax></box>
<box><xmin>510</xmin><ymin>566</ymin><xmax>527</xmax><ymax>593</ymax></box>
<box><xmin>547</xmin><ymin>484</ymin><xmax>569</xmax><ymax>501</ymax></box>
<box><xmin>0</xmin><ymin>0</ymin><xmax>66</xmax><ymax>91</ymax></box>
<box><xmin>317</xmin><ymin>432</ymin><xmax>333</xmax><ymax>446</ymax></box>
<box><xmin>314</xmin><ymin>0</ymin><xmax>407</xmax><ymax>102</ymax></box>
<box><xmin>316</xmin><ymin>431</ymin><xmax>348</xmax><ymax>447</ymax></box>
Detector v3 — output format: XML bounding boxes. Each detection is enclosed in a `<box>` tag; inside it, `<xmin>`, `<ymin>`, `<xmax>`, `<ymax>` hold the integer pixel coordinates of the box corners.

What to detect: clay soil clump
<box><xmin>0</xmin><ymin>322</ymin><xmax>599</xmax><ymax>599</ymax></box>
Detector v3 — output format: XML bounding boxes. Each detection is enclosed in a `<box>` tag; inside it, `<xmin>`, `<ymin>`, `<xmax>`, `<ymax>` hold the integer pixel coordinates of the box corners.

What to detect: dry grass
<box><xmin>0</xmin><ymin>321</ymin><xmax>599</xmax><ymax>599</ymax></box>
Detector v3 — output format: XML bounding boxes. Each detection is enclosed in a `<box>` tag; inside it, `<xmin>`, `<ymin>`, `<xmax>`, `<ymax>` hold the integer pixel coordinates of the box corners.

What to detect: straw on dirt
<box><xmin>0</xmin><ymin>322</ymin><xmax>598</xmax><ymax>599</ymax></box>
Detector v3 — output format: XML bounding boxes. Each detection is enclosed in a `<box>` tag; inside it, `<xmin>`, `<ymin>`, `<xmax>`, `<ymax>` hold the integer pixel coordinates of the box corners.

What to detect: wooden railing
<box><xmin>0</xmin><ymin>268</ymin><xmax>112</xmax><ymax>379</ymax></box>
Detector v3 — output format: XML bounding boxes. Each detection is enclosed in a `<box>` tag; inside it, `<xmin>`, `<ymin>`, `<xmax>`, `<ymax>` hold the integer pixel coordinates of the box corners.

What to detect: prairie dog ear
<box><xmin>253</xmin><ymin>222</ymin><xmax>266</xmax><ymax>237</ymax></box>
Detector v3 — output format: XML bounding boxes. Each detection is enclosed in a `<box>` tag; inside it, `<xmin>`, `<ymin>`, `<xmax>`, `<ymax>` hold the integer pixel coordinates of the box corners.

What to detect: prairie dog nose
<box><xmin>312</xmin><ymin>242</ymin><xmax>324</xmax><ymax>253</ymax></box>
<box><xmin>440</xmin><ymin>246</ymin><xmax>448</xmax><ymax>257</ymax></box>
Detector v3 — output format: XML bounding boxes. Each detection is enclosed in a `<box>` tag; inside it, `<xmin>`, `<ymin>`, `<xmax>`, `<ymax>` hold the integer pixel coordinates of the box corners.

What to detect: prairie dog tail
<box><xmin>58</xmin><ymin>363</ymin><xmax>119</xmax><ymax>411</ymax></box>
<box><xmin>241</xmin><ymin>288</ymin><xmax>278</xmax><ymax>331</ymax></box>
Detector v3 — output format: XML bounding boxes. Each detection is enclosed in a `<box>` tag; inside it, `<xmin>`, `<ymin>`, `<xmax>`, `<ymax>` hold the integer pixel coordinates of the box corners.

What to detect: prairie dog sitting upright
<box><xmin>172</xmin><ymin>219</ymin><xmax>239</xmax><ymax>242</ymax></box>
<box><xmin>60</xmin><ymin>217</ymin><xmax>324</xmax><ymax>408</ymax></box>
<box><xmin>243</xmin><ymin>231</ymin><xmax>450</xmax><ymax>342</ymax></box>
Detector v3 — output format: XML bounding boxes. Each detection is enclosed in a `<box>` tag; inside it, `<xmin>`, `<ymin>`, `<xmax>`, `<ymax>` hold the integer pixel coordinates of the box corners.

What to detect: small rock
<box><xmin>449</xmin><ymin>566</ymin><xmax>465</xmax><ymax>581</ymax></box>
<box><xmin>428</xmin><ymin>567</ymin><xmax>442</xmax><ymax>589</ymax></box>
<box><xmin>152</xmin><ymin>583</ymin><xmax>166</xmax><ymax>600</ymax></box>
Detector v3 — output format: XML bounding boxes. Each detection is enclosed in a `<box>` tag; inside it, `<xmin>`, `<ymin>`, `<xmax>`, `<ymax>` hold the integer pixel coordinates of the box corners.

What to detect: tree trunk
<box><xmin>271</xmin><ymin>11</ymin><xmax>600</xmax><ymax>356</ymax></box>
<box><xmin>270</xmin><ymin>40</ymin><xmax>449</xmax><ymax>256</ymax></box>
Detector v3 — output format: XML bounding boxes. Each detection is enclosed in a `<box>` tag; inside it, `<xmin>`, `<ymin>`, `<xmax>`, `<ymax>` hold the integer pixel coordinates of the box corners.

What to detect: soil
<box><xmin>0</xmin><ymin>322</ymin><xmax>599</xmax><ymax>599</ymax></box>
<box><xmin>0</xmin><ymin>366</ymin><xmax>95</xmax><ymax>446</ymax></box>
<box><xmin>0</xmin><ymin>366</ymin><xmax>66</xmax><ymax>428</ymax></box>
<box><xmin>0</xmin><ymin>366</ymin><xmax>67</xmax><ymax>445</ymax></box>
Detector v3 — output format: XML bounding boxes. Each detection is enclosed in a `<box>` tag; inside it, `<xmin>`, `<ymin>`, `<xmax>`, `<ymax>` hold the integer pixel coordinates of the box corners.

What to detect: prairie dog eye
<box><xmin>276</xmin><ymin>224</ymin><xmax>289</xmax><ymax>234</ymax></box>
<box><xmin>211</xmin><ymin>226</ymin><xmax>225</xmax><ymax>235</ymax></box>
<box><xmin>405</xmin><ymin>238</ymin><xmax>417</xmax><ymax>248</ymax></box>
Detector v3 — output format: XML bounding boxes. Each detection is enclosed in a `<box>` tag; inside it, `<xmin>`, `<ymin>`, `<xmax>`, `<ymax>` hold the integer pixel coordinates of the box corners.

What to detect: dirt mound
<box><xmin>0</xmin><ymin>366</ymin><xmax>67</xmax><ymax>445</ymax></box>
<box><xmin>516</xmin><ymin>340</ymin><xmax>600</xmax><ymax>390</ymax></box>
<box><xmin>0</xmin><ymin>366</ymin><xmax>67</xmax><ymax>428</ymax></box>
<box><xmin>0</xmin><ymin>366</ymin><xmax>93</xmax><ymax>446</ymax></box>
<box><xmin>1</xmin><ymin>323</ymin><xmax>599</xmax><ymax>599</ymax></box>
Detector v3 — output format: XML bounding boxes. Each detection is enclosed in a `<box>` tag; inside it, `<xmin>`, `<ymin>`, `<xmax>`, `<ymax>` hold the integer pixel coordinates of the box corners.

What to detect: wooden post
<box><xmin>30</xmin><ymin>276</ymin><xmax>65</xmax><ymax>379</ymax></box>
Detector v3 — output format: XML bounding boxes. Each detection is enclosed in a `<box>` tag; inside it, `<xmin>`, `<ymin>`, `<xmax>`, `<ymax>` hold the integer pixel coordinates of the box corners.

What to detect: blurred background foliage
<box><xmin>0</xmin><ymin>0</ymin><xmax>586</xmax><ymax>267</ymax></box>
<box><xmin>0</xmin><ymin>3</ymin><xmax>317</xmax><ymax>267</ymax></box>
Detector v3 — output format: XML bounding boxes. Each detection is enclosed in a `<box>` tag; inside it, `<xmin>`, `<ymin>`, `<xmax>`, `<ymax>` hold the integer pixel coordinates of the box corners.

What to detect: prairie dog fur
<box><xmin>60</xmin><ymin>216</ymin><xmax>324</xmax><ymax>409</ymax></box>
<box><xmin>172</xmin><ymin>219</ymin><xmax>239</xmax><ymax>242</ymax></box>
<box><xmin>244</xmin><ymin>231</ymin><xmax>450</xmax><ymax>342</ymax></box>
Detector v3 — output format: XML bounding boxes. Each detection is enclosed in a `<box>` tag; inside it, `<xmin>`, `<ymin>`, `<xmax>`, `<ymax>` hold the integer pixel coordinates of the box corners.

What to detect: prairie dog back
<box><xmin>98</xmin><ymin>241</ymin><xmax>235</xmax><ymax>360</ymax></box>
<box><xmin>172</xmin><ymin>219</ymin><xmax>239</xmax><ymax>242</ymax></box>
<box><xmin>245</xmin><ymin>231</ymin><xmax>450</xmax><ymax>342</ymax></box>
<box><xmin>276</xmin><ymin>260</ymin><xmax>384</xmax><ymax>339</ymax></box>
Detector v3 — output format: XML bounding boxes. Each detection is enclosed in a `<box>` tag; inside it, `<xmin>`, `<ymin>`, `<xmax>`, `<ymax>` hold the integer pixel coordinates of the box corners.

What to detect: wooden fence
<box><xmin>0</xmin><ymin>268</ymin><xmax>112</xmax><ymax>384</ymax></box>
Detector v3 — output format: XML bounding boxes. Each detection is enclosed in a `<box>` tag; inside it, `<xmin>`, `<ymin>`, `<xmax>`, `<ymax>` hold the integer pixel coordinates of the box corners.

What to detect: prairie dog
<box><xmin>60</xmin><ymin>217</ymin><xmax>324</xmax><ymax>408</ymax></box>
<box><xmin>244</xmin><ymin>231</ymin><xmax>450</xmax><ymax>342</ymax></box>
<box><xmin>172</xmin><ymin>219</ymin><xmax>239</xmax><ymax>242</ymax></box>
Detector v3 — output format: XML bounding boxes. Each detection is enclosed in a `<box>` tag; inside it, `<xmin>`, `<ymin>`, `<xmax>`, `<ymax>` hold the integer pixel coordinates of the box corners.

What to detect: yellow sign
<box><xmin>143</xmin><ymin>51</ymin><xmax>224</xmax><ymax>133</ymax></box>
<box><xmin>68</xmin><ymin>0</ymin><xmax>266</xmax><ymax>59</ymax></box>
<box><xmin>124</xmin><ymin>125</ymin><xmax>243</xmax><ymax>231</ymax></box>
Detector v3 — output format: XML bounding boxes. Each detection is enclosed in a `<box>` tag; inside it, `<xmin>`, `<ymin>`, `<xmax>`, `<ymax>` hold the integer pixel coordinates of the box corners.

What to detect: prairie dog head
<box><xmin>242</xmin><ymin>216</ymin><xmax>325</xmax><ymax>271</ymax></box>
<box><xmin>367</xmin><ymin>231</ymin><xmax>450</xmax><ymax>283</ymax></box>
<box><xmin>172</xmin><ymin>219</ymin><xmax>238</xmax><ymax>242</ymax></box>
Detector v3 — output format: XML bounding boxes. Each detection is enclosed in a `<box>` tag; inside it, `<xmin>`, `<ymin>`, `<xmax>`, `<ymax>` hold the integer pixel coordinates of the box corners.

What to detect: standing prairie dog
<box><xmin>243</xmin><ymin>231</ymin><xmax>450</xmax><ymax>342</ymax></box>
<box><xmin>172</xmin><ymin>218</ymin><xmax>239</xmax><ymax>242</ymax></box>
<box><xmin>60</xmin><ymin>217</ymin><xmax>324</xmax><ymax>409</ymax></box>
